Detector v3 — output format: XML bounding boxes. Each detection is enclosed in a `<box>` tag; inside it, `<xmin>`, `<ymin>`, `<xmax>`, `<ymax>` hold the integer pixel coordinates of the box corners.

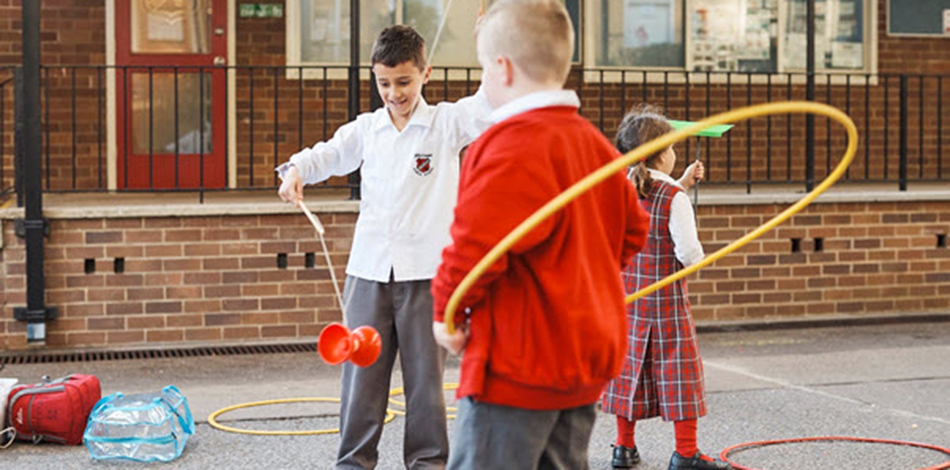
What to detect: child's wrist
<box><xmin>276</xmin><ymin>162</ymin><xmax>298</xmax><ymax>180</ymax></box>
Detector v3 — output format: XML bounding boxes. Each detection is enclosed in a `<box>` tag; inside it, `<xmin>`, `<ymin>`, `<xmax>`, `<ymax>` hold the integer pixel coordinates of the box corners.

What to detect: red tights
<box><xmin>615</xmin><ymin>416</ymin><xmax>636</xmax><ymax>448</ymax></box>
<box><xmin>673</xmin><ymin>419</ymin><xmax>698</xmax><ymax>457</ymax></box>
<box><xmin>615</xmin><ymin>417</ymin><xmax>712</xmax><ymax>461</ymax></box>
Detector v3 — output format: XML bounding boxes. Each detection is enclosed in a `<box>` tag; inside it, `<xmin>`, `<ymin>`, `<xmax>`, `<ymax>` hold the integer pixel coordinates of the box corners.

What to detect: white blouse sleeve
<box><xmin>279</xmin><ymin>114</ymin><xmax>368</xmax><ymax>185</ymax></box>
<box><xmin>668</xmin><ymin>191</ymin><xmax>705</xmax><ymax>267</ymax></box>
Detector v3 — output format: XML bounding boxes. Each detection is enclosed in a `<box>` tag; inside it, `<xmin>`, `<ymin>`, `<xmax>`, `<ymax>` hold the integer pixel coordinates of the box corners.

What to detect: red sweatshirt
<box><xmin>432</xmin><ymin>105</ymin><xmax>649</xmax><ymax>410</ymax></box>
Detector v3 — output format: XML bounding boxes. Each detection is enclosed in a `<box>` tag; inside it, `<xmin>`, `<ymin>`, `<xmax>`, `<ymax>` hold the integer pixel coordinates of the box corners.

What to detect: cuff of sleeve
<box><xmin>275</xmin><ymin>162</ymin><xmax>296</xmax><ymax>180</ymax></box>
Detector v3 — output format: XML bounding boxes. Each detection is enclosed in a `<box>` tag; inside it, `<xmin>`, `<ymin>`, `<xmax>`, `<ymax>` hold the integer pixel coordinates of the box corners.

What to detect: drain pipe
<box><xmin>13</xmin><ymin>1</ymin><xmax>56</xmax><ymax>343</ymax></box>
<box><xmin>346</xmin><ymin>0</ymin><xmax>361</xmax><ymax>201</ymax></box>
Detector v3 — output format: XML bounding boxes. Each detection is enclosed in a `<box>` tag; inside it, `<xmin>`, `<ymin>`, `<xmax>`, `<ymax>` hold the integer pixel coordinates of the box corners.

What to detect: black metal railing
<box><xmin>564</xmin><ymin>69</ymin><xmax>947</xmax><ymax>192</ymax></box>
<box><xmin>2</xmin><ymin>65</ymin><xmax>948</xmax><ymax>203</ymax></box>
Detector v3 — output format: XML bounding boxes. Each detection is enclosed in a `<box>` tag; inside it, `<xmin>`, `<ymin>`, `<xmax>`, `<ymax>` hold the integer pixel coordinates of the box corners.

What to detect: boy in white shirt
<box><xmin>277</xmin><ymin>25</ymin><xmax>491</xmax><ymax>469</ymax></box>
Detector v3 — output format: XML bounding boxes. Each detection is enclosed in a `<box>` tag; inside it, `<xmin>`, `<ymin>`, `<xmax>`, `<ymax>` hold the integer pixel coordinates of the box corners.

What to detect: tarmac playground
<box><xmin>1</xmin><ymin>316</ymin><xmax>949</xmax><ymax>469</ymax></box>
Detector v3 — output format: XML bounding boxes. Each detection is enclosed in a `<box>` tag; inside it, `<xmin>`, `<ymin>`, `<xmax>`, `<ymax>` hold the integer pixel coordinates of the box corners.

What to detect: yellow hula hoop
<box><xmin>207</xmin><ymin>397</ymin><xmax>396</xmax><ymax>436</ymax></box>
<box><xmin>445</xmin><ymin>101</ymin><xmax>859</xmax><ymax>333</ymax></box>
<box><xmin>207</xmin><ymin>383</ymin><xmax>461</xmax><ymax>436</ymax></box>
<box><xmin>388</xmin><ymin>383</ymin><xmax>459</xmax><ymax>418</ymax></box>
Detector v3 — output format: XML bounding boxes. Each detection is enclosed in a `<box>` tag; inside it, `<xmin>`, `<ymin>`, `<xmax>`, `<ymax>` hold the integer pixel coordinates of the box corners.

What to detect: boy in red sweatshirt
<box><xmin>430</xmin><ymin>0</ymin><xmax>650</xmax><ymax>468</ymax></box>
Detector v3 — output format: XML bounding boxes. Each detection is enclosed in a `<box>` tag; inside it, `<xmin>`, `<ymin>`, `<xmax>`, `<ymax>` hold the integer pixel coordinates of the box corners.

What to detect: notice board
<box><xmin>887</xmin><ymin>0</ymin><xmax>950</xmax><ymax>36</ymax></box>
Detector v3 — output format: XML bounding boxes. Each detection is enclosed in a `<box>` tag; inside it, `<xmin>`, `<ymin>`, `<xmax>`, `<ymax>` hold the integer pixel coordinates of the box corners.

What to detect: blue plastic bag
<box><xmin>83</xmin><ymin>385</ymin><xmax>194</xmax><ymax>462</ymax></box>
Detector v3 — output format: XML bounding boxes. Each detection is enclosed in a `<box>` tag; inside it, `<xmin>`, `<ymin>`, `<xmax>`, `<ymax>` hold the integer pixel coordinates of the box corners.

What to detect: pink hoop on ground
<box><xmin>720</xmin><ymin>436</ymin><xmax>950</xmax><ymax>470</ymax></box>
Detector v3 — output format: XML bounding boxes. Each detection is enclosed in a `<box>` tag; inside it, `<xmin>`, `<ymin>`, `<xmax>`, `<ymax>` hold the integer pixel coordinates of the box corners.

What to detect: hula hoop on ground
<box><xmin>207</xmin><ymin>397</ymin><xmax>395</xmax><ymax>436</ymax></box>
<box><xmin>719</xmin><ymin>436</ymin><xmax>950</xmax><ymax>470</ymax></box>
<box><xmin>208</xmin><ymin>383</ymin><xmax>460</xmax><ymax>436</ymax></box>
<box><xmin>388</xmin><ymin>383</ymin><xmax>459</xmax><ymax>418</ymax></box>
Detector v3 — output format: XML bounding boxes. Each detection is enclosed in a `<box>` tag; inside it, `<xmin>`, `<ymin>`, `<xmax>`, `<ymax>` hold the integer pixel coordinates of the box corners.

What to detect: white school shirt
<box><xmin>280</xmin><ymin>92</ymin><xmax>492</xmax><ymax>283</ymax></box>
<box><xmin>648</xmin><ymin>169</ymin><xmax>705</xmax><ymax>267</ymax></box>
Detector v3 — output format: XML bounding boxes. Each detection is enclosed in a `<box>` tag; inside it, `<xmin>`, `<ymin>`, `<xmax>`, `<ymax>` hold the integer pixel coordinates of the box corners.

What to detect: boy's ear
<box><xmin>497</xmin><ymin>56</ymin><xmax>514</xmax><ymax>86</ymax></box>
<box><xmin>422</xmin><ymin>65</ymin><xmax>432</xmax><ymax>84</ymax></box>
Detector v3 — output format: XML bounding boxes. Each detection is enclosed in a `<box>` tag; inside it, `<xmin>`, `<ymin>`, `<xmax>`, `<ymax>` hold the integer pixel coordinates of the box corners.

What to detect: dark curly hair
<box><xmin>371</xmin><ymin>25</ymin><xmax>427</xmax><ymax>70</ymax></box>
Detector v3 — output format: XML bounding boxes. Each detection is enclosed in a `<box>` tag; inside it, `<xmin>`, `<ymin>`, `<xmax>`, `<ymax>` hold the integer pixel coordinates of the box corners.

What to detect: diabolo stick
<box><xmin>299</xmin><ymin>200</ymin><xmax>381</xmax><ymax>367</ymax></box>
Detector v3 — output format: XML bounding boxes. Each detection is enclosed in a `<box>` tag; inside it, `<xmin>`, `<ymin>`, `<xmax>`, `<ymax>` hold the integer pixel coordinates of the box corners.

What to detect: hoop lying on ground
<box><xmin>207</xmin><ymin>397</ymin><xmax>395</xmax><ymax>436</ymax></box>
<box><xmin>444</xmin><ymin>101</ymin><xmax>859</xmax><ymax>333</ymax></box>
<box><xmin>719</xmin><ymin>436</ymin><xmax>950</xmax><ymax>470</ymax></box>
<box><xmin>207</xmin><ymin>384</ymin><xmax>460</xmax><ymax>436</ymax></box>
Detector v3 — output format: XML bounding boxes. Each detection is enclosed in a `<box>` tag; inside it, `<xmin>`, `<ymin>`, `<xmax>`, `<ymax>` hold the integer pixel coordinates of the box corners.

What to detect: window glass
<box><xmin>300</xmin><ymin>0</ymin><xmax>394</xmax><ymax>64</ymax></box>
<box><xmin>296</xmin><ymin>0</ymin><xmax>579</xmax><ymax>67</ymax></box>
<box><xmin>563</xmin><ymin>0</ymin><xmax>582</xmax><ymax>63</ymax></box>
<box><xmin>131</xmin><ymin>73</ymin><xmax>212</xmax><ymax>154</ymax></box>
<box><xmin>131</xmin><ymin>0</ymin><xmax>210</xmax><ymax>54</ymax></box>
<box><xmin>593</xmin><ymin>0</ymin><xmax>686</xmax><ymax>68</ymax></box>
<box><xmin>404</xmin><ymin>0</ymin><xmax>480</xmax><ymax>67</ymax></box>
<box><xmin>690</xmin><ymin>0</ymin><xmax>777</xmax><ymax>72</ymax></box>
<box><xmin>784</xmin><ymin>0</ymin><xmax>864</xmax><ymax>70</ymax></box>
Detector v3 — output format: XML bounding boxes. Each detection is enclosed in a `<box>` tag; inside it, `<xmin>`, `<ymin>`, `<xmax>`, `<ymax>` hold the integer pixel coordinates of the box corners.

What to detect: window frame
<box><xmin>582</xmin><ymin>0</ymin><xmax>878</xmax><ymax>82</ymax></box>
<box><xmin>775</xmin><ymin>0</ymin><xmax>875</xmax><ymax>74</ymax></box>
<box><xmin>285</xmin><ymin>0</ymin><xmax>584</xmax><ymax>80</ymax></box>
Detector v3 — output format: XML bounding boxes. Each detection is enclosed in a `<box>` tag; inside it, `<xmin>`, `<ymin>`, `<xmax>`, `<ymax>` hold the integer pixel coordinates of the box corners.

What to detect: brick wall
<box><xmin>234</xmin><ymin>0</ymin><xmax>346</xmax><ymax>188</ymax></box>
<box><xmin>689</xmin><ymin>201</ymin><xmax>950</xmax><ymax>319</ymax></box>
<box><xmin>1</xmin><ymin>210</ymin><xmax>356</xmax><ymax>350</ymax></box>
<box><xmin>0</xmin><ymin>0</ymin><xmax>106</xmax><ymax>65</ymax></box>
<box><xmin>1</xmin><ymin>0</ymin><xmax>948</xmax><ymax>192</ymax></box>
<box><xmin>0</xmin><ymin>71</ymin><xmax>12</xmax><ymax>192</ymax></box>
<box><xmin>876</xmin><ymin>3</ymin><xmax>950</xmax><ymax>75</ymax></box>
<box><xmin>0</xmin><ymin>0</ymin><xmax>107</xmax><ymax>191</ymax></box>
<box><xmin>2</xmin><ymin>200</ymin><xmax>949</xmax><ymax>351</ymax></box>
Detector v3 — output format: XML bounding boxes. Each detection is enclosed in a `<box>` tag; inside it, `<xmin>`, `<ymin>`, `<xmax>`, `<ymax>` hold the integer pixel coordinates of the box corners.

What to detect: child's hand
<box><xmin>433</xmin><ymin>320</ymin><xmax>468</xmax><ymax>355</ymax></box>
<box><xmin>278</xmin><ymin>166</ymin><xmax>303</xmax><ymax>206</ymax></box>
<box><xmin>679</xmin><ymin>160</ymin><xmax>705</xmax><ymax>190</ymax></box>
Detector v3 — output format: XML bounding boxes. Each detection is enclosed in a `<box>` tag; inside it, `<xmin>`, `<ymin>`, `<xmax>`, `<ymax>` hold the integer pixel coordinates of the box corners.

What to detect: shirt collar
<box><xmin>373</xmin><ymin>96</ymin><xmax>432</xmax><ymax>132</ymax></box>
<box><xmin>489</xmin><ymin>90</ymin><xmax>580</xmax><ymax>123</ymax></box>
<box><xmin>648</xmin><ymin>168</ymin><xmax>682</xmax><ymax>189</ymax></box>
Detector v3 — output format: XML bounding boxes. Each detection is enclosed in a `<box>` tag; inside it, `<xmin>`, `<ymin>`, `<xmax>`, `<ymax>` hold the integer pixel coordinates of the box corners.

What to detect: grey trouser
<box><xmin>447</xmin><ymin>397</ymin><xmax>596</xmax><ymax>470</ymax></box>
<box><xmin>335</xmin><ymin>274</ymin><xmax>448</xmax><ymax>470</ymax></box>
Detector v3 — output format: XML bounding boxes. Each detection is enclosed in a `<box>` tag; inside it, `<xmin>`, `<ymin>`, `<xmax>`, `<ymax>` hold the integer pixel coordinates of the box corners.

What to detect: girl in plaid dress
<box><xmin>601</xmin><ymin>106</ymin><xmax>733</xmax><ymax>470</ymax></box>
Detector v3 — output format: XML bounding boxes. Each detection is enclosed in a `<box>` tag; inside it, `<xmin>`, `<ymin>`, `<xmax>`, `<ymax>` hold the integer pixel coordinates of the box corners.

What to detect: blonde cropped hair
<box><xmin>476</xmin><ymin>0</ymin><xmax>574</xmax><ymax>84</ymax></box>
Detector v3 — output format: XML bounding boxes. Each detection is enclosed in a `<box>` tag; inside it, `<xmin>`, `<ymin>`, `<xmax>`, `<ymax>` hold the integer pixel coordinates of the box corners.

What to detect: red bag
<box><xmin>6</xmin><ymin>374</ymin><xmax>101</xmax><ymax>445</ymax></box>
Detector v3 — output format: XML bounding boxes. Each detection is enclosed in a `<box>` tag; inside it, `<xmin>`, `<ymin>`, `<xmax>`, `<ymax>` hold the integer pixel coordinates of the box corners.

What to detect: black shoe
<box><xmin>612</xmin><ymin>445</ymin><xmax>641</xmax><ymax>468</ymax></box>
<box><xmin>668</xmin><ymin>451</ymin><xmax>734</xmax><ymax>470</ymax></box>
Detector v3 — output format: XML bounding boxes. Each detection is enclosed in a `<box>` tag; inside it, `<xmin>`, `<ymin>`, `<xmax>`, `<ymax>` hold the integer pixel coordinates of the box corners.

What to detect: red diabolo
<box><xmin>317</xmin><ymin>323</ymin><xmax>382</xmax><ymax>367</ymax></box>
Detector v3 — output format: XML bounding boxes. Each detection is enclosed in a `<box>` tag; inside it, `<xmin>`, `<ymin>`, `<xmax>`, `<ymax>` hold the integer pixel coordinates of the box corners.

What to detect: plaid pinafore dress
<box><xmin>601</xmin><ymin>180</ymin><xmax>706</xmax><ymax>422</ymax></box>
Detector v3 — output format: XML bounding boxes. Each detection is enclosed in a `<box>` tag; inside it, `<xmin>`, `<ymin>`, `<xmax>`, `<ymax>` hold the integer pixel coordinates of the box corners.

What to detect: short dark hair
<box><xmin>371</xmin><ymin>25</ymin><xmax>427</xmax><ymax>69</ymax></box>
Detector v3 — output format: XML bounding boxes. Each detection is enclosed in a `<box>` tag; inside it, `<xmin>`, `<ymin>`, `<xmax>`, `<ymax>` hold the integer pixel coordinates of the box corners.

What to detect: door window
<box><xmin>130</xmin><ymin>72</ymin><xmax>213</xmax><ymax>155</ymax></box>
<box><xmin>131</xmin><ymin>0</ymin><xmax>211</xmax><ymax>54</ymax></box>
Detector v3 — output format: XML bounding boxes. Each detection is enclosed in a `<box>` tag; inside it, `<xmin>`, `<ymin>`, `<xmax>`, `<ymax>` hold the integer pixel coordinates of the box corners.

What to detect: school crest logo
<box><xmin>413</xmin><ymin>154</ymin><xmax>433</xmax><ymax>176</ymax></box>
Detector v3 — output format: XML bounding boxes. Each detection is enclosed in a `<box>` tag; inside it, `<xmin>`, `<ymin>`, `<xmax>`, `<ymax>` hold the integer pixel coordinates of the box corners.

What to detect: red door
<box><xmin>115</xmin><ymin>0</ymin><xmax>227</xmax><ymax>189</ymax></box>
